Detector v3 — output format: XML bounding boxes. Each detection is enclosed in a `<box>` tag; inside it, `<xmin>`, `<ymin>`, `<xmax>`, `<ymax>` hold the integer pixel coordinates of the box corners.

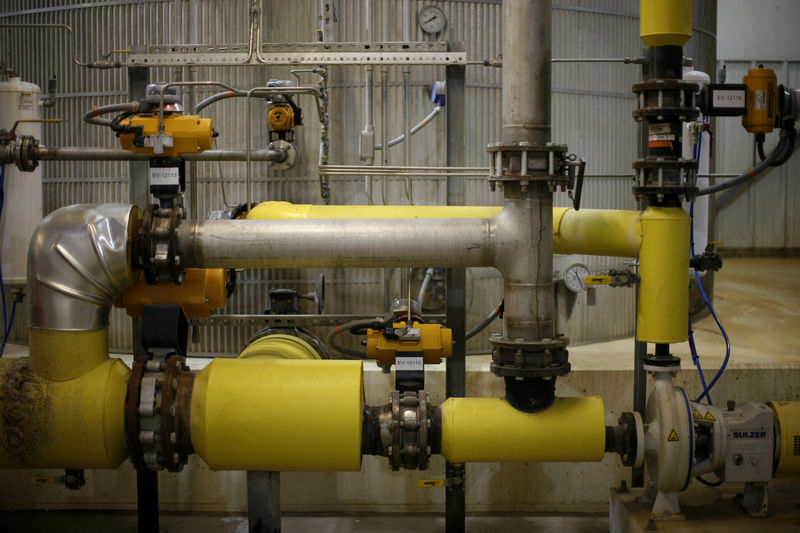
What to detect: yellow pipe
<box><xmin>29</xmin><ymin>328</ymin><xmax>109</xmax><ymax>382</ymax></box>
<box><xmin>637</xmin><ymin>207</ymin><xmax>690</xmax><ymax>343</ymax></box>
<box><xmin>640</xmin><ymin>0</ymin><xmax>693</xmax><ymax>48</ymax></box>
<box><xmin>439</xmin><ymin>396</ymin><xmax>606</xmax><ymax>464</ymax></box>
<box><xmin>246</xmin><ymin>201</ymin><xmax>502</xmax><ymax>220</ymax></box>
<box><xmin>238</xmin><ymin>333</ymin><xmax>321</xmax><ymax>360</ymax></box>
<box><xmin>0</xmin><ymin>354</ymin><xmax>129</xmax><ymax>468</ymax></box>
<box><xmin>191</xmin><ymin>358</ymin><xmax>363</xmax><ymax>471</ymax></box>
<box><xmin>553</xmin><ymin>207</ymin><xmax>642</xmax><ymax>257</ymax></box>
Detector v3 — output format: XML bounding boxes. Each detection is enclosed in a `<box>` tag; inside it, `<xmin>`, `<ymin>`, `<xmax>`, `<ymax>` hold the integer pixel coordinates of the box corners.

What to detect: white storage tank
<box><xmin>0</xmin><ymin>77</ymin><xmax>43</xmax><ymax>286</ymax></box>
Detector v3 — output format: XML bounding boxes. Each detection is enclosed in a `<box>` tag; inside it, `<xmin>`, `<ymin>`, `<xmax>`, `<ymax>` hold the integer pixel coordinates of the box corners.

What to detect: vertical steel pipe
<box><xmin>502</xmin><ymin>0</ymin><xmax>551</xmax><ymax>145</ymax></box>
<box><xmin>498</xmin><ymin>0</ymin><xmax>554</xmax><ymax>341</ymax></box>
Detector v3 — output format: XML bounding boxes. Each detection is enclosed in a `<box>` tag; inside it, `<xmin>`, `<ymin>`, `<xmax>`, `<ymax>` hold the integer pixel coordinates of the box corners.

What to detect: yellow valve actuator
<box><xmin>118</xmin><ymin>114</ymin><xmax>214</xmax><ymax>157</ymax></box>
<box><xmin>366</xmin><ymin>321</ymin><xmax>452</xmax><ymax>367</ymax></box>
<box><xmin>743</xmin><ymin>67</ymin><xmax>779</xmax><ymax>134</ymax></box>
<box><xmin>268</xmin><ymin>105</ymin><xmax>295</xmax><ymax>131</ymax></box>
<box><xmin>114</xmin><ymin>268</ymin><xmax>227</xmax><ymax>318</ymax></box>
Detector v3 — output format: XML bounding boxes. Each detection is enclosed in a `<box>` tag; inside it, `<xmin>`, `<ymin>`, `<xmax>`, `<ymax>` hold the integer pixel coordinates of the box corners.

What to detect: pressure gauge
<box><xmin>418</xmin><ymin>5</ymin><xmax>447</xmax><ymax>35</ymax></box>
<box><xmin>563</xmin><ymin>263</ymin><xmax>591</xmax><ymax>293</ymax></box>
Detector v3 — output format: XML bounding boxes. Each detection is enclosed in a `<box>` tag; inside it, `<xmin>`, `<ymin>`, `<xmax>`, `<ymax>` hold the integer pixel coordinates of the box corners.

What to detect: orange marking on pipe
<box><xmin>648</xmin><ymin>141</ymin><xmax>674</xmax><ymax>150</ymax></box>
<box><xmin>420</xmin><ymin>120</ymin><xmax>428</xmax><ymax>126</ymax></box>
<box><xmin>227</xmin><ymin>91</ymin><xmax>234</xmax><ymax>97</ymax></box>
<box><xmin>419</xmin><ymin>290</ymin><xmax>426</xmax><ymax>296</ymax></box>
<box><xmin>92</xmin><ymin>105</ymin><xmax>99</xmax><ymax>116</ymax></box>
<box><xmin>748</xmin><ymin>168</ymin><xmax>756</xmax><ymax>177</ymax></box>
<box><xmin>335</xmin><ymin>326</ymin><xmax>341</xmax><ymax>334</ymax></box>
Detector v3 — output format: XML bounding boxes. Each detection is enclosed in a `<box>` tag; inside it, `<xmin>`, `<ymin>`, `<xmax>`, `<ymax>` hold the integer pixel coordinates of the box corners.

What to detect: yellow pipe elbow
<box><xmin>238</xmin><ymin>333</ymin><xmax>321</xmax><ymax>360</ymax></box>
<box><xmin>640</xmin><ymin>0</ymin><xmax>693</xmax><ymax>48</ymax></box>
<box><xmin>637</xmin><ymin>207</ymin><xmax>690</xmax><ymax>344</ymax></box>
<box><xmin>0</xmin><ymin>356</ymin><xmax>129</xmax><ymax>468</ymax></box>
<box><xmin>191</xmin><ymin>358</ymin><xmax>364</xmax><ymax>471</ymax></box>
<box><xmin>439</xmin><ymin>396</ymin><xmax>606</xmax><ymax>464</ymax></box>
<box><xmin>553</xmin><ymin>207</ymin><xmax>642</xmax><ymax>257</ymax></box>
<box><xmin>246</xmin><ymin>201</ymin><xmax>502</xmax><ymax>220</ymax></box>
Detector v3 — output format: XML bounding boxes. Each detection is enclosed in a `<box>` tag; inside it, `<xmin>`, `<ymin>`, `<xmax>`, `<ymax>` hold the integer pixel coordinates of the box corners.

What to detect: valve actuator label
<box><xmin>150</xmin><ymin>166</ymin><xmax>180</xmax><ymax>186</ymax></box>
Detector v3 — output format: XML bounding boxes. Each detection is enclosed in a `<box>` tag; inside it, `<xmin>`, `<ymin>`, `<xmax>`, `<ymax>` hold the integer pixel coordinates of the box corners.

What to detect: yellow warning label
<box><xmin>667</xmin><ymin>429</ymin><xmax>680</xmax><ymax>442</ymax></box>
<box><xmin>585</xmin><ymin>276</ymin><xmax>612</xmax><ymax>285</ymax></box>
<box><xmin>417</xmin><ymin>479</ymin><xmax>445</xmax><ymax>488</ymax></box>
<box><xmin>693</xmin><ymin>409</ymin><xmax>702</xmax><ymax>419</ymax></box>
<box><xmin>30</xmin><ymin>476</ymin><xmax>54</xmax><ymax>485</ymax></box>
<box><xmin>704</xmin><ymin>411</ymin><xmax>716</xmax><ymax>422</ymax></box>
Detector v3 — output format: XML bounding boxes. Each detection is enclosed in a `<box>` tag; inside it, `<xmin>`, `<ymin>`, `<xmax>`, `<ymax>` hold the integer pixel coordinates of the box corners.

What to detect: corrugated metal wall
<box><xmin>714</xmin><ymin>58</ymin><xmax>800</xmax><ymax>250</ymax></box>
<box><xmin>1</xmin><ymin>0</ymin><xmax>714</xmax><ymax>354</ymax></box>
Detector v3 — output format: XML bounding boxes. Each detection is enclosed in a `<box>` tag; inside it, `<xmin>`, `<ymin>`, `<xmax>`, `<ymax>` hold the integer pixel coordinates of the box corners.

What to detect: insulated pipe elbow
<box><xmin>27</xmin><ymin>204</ymin><xmax>141</xmax><ymax>332</ymax></box>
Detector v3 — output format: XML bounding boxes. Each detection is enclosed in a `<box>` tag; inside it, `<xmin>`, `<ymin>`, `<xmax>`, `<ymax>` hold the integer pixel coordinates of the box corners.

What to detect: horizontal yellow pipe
<box><xmin>247</xmin><ymin>201</ymin><xmax>502</xmax><ymax>220</ymax></box>
<box><xmin>191</xmin><ymin>358</ymin><xmax>363</xmax><ymax>471</ymax></box>
<box><xmin>637</xmin><ymin>207</ymin><xmax>690</xmax><ymax>343</ymax></box>
<box><xmin>238</xmin><ymin>333</ymin><xmax>321</xmax><ymax>360</ymax></box>
<box><xmin>248</xmin><ymin>202</ymin><xmax>688</xmax><ymax>343</ymax></box>
<box><xmin>553</xmin><ymin>207</ymin><xmax>642</xmax><ymax>258</ymax></box>
<box><xmin>0</xmin><ymin>350</ymin><xmax>129</xmax><ymax>468</ymax></box>
<box><xmin>439</xmin><ymin>396</ymin><xmax>606</xmax><ymax>464</ymax></box>
<box><xmin>249</xmin><ymin>201</ymin><xmax>643</xmax><ymax>258</ymax></box>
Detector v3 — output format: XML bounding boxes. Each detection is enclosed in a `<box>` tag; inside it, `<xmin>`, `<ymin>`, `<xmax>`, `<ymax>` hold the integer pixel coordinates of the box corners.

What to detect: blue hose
<box><xmin>1</xmin><ymin>300</ymin><xmax>15</xmax><ymax>357</ymax></box>
<box><xmin>688</xmin><ymin>130</ymin><xmax>731</xmax><ymax>404</ymax></box>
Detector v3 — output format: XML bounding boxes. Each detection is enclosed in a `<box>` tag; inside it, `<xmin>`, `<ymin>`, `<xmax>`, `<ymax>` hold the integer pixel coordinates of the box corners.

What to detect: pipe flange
<box><xmin>388</xmin><ymin>390</ymin><xmax>432</xmax><ymax>471</ymax></box>
<box><xmin>632</xmin><ymin>79</ymin><xmax>700</xmax><ymax>122</ymax></box>
<box><xmin>632</xmin><ymin>158</ymin><xmax>698</xmax><ymax>203</ymax></box>
<box><xmin>133</xmin><ymin>204</ymin><xmax>185</xmax><ymax>284</ymax></box>
<box><xmin>13</xmin><ymin>135</ymin><xmax>39</xmax><ymax>172</ymax></box>
<box><xmin>269</xmin><ymin>140</ymin><xmax>297</xmax><ymax>170</ymax></box>
<box><xmin>489</xmin><ymin>335</ymin><xmax>570</xmax><ymax>378</ymax></box>
<box><xmin>487</xmin><ymin>142</ymin><xmax>570</xmax><ymax>191</ymax></box>
<box><xmin>125</xmin><ymin>355</ymin><xmax>193</xmax><ymax>472</ymax></box>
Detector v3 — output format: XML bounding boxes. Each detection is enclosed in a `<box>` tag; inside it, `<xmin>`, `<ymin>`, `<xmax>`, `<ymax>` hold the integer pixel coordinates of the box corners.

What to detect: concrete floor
<box><xmin>0</xmin><ymin>511</ymin><xmax>609</xmax><ymax>533</ymax></box>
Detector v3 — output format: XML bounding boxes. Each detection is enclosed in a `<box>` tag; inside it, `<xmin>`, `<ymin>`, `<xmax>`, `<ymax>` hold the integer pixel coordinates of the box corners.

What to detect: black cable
<box><xmin>755</xmin><ymin>133</ymin><xmax>766</xmax><ymax>162</ymax></box>
<box><xmin>697</xmin><ymin>135</ymin><xmax>788</xmax><ymax>196</ymax></box>
<box><xmin>695</xmin><ymin>475</ymin><xmax>723</xmax><ymax>487</ymax></box>
<box><xmin>465</xmin><ymin>302</ymin><xmax>502</xmax><ymax>340</ymax></box>
<box><xmin>771</xmin><ymin>121</ymin><xmax>796</xmax><ymax>166</ymax></box>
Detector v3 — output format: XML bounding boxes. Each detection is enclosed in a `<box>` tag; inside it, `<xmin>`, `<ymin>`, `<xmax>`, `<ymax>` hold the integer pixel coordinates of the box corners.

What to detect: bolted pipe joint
<box><xmin>28</xmin><ymin>204</ymin><xmax>141</xmax><ymax>332</ymax></box>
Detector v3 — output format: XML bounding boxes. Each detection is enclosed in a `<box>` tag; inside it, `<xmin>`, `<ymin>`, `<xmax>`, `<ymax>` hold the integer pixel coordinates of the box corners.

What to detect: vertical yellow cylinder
<box><xmin>637</xmin><ymin>207</ymin><xmax>690</xmax><ymax>343</ymax></box>
<box><xmin>191</xmin><ymin>358</ymin><xmax>364</xmax><ymax>471</ymax></box>
<box><xmin>640</xmin><ymin>0</ymin><xmax>693</xmax><ymax>48</ymax></box>
<box><xmin>439</xmin><ymin>396</ymin><xmax>606</xmax><ymax>464</ymax></box>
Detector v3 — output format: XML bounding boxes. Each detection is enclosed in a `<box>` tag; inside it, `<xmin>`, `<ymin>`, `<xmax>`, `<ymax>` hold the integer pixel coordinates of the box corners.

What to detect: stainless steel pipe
<box><xmin>497</xmin><ymin>0</ymin><xmax>555</xmax><ymax>342</ymax></box>
<box><xmin>502</xmin><ymin>0</ymin><xmax>551</xmax><ymax>145</ymax></box>
<box><xmin>5</xmin><ymin>146</ymin><xmax>285</xmax><ymax>163</ymax></box>
<box><xmin>177</xmin><ymin>217</ymin><xmax>493</xmax><ymax>270</ymax></box>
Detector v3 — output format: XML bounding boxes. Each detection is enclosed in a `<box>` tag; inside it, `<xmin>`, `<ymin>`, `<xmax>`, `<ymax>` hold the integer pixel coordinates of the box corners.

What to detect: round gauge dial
<box><xmin>563</xmin><ymin>263</ymin><xmax>591</xmax><ymax>293</ymax></box>
<box><xmin>418</xmin><ymin>5</ymin><xmax>447</xmax><ymax>34</ymax></box>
